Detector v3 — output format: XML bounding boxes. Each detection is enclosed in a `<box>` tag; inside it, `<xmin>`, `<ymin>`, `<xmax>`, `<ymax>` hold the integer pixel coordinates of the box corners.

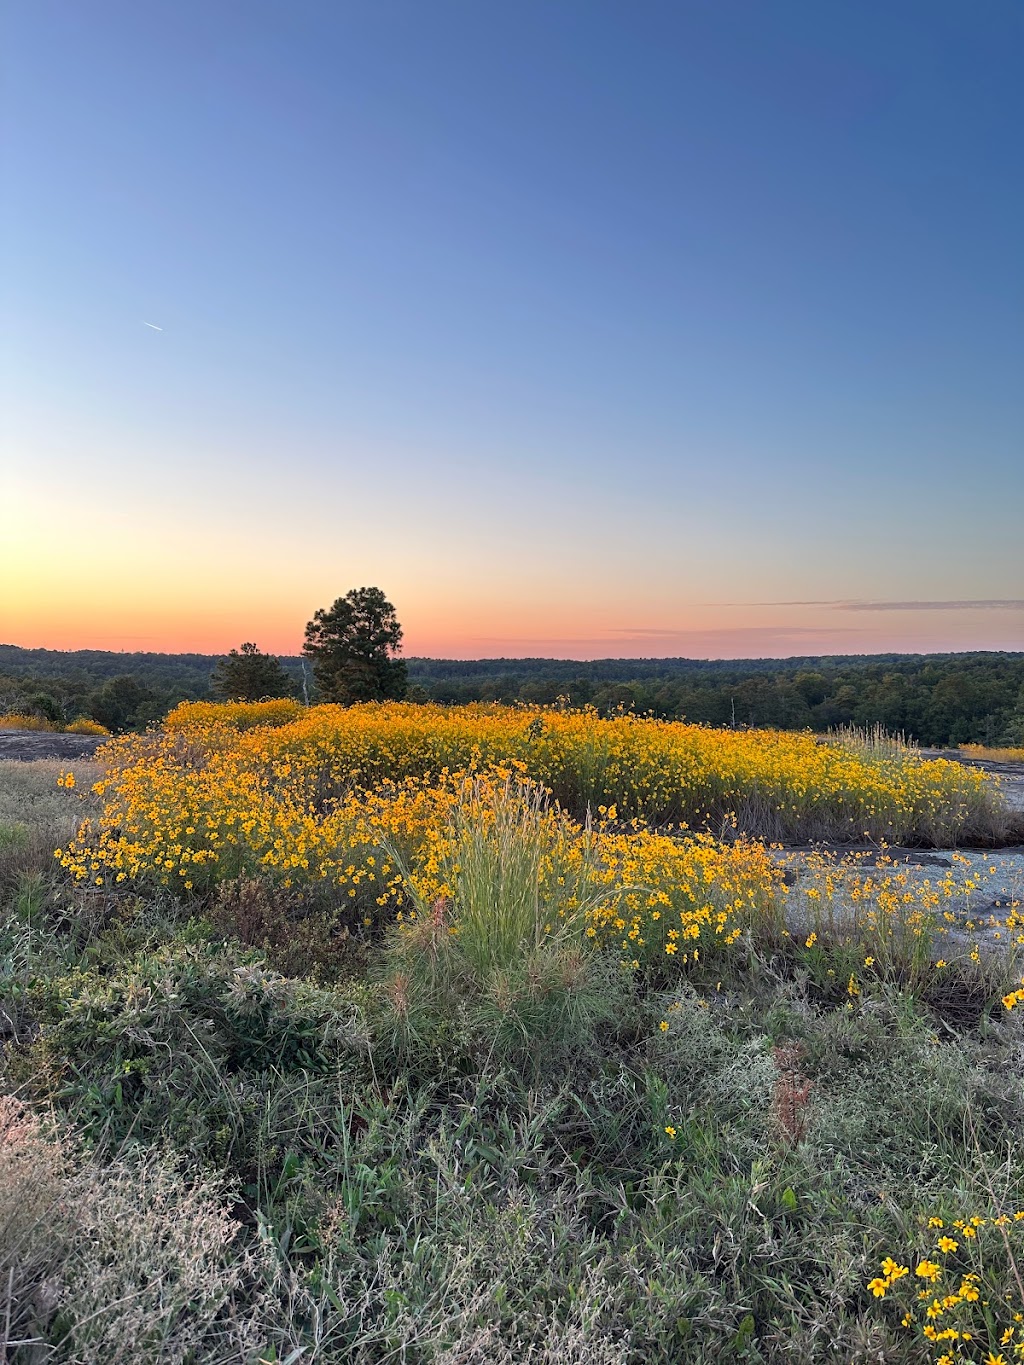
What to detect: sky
<box><xmin>2</xmin><ymin>0</ymin><xmax>1022</xmax><ymax>660</ymax></box>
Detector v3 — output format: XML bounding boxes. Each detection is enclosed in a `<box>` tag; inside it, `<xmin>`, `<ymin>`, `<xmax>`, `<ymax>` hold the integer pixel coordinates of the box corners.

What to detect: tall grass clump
<box><xmin>395</xmin><ymin>774</ymin><xmax>594</xmax><ymax>974</ymax></box>
<box><xmin>378</xmin><ymin>775</ymin><xmax>624</xmax><ymax>1066</ymax></box>
<box><xmin>830</xmin><ymin>721</ymin><xmax>918</xmax><ymax>761</ymax></box>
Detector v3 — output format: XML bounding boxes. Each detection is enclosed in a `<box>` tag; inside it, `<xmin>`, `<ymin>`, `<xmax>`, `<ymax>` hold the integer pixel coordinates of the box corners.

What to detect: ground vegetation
<box><xmin>2</xmin><ymin>720</ymin><xmax>1024</xmax><ymax>1361</ymax></box>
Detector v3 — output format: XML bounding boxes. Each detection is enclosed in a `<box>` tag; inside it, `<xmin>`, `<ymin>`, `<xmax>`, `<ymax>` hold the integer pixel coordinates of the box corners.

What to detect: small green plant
<box><xmin>0</xmin><ymin>820</ymin><xmax>29</xmax><ymax>852</ymax></box>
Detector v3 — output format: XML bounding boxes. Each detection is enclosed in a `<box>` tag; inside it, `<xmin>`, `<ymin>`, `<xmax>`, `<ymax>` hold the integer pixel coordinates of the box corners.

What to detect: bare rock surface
<box><xmin>0</xmin><ymin>732</ymin><xmax>108</xmax><ymax>762</ymax></box>
<box><xmin>772</xmin><ymin>844</ymin><xmax>1024</xmax><ymax>956</ymax></box>
<box><xmin>922</xmin><ymin>748</ymin><xmax>1024</xmax><ymax>814</ymax></box>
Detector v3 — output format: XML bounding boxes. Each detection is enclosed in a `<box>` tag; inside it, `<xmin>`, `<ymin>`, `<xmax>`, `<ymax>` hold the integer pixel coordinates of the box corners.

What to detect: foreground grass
<box><xmin>4</xmin><ymin>758</ymin><xmax>1024</xmax><ymax>1362</ymax></box>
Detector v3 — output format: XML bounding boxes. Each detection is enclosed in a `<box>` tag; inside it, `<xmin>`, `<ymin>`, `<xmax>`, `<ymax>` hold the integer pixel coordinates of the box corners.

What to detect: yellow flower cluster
<box><xmin>0</xmin><ymin>714</ymin><xmax>108</xmax><ymax>735</ymax></box>
<box><xmin>55</xmin><ymin>716</ymin><xmax>781</xmax><ymax>971</ymax></box>
<box><xmin>576</xmin><ymin>825</ymin><xmax>776</xmax><ymax>964</ymax></box>
<box><xmin>0</xmin><ymin>713</ymin><xmax>57</xmax><ymax>732</ymax></box>
<box><xmin>165</xmin><ymin>699</ymin><xmax>305</xmax><ymax>732</ymax></box>
<box><xmin>64</xmin><ymin>717</ymin><xmax>110</xmax><ymax>736</ymax></box>
<box><xmin>869</xmin><ymin>1212</ymin><xmax>1024</xmax><ymax>1363</ymax></box>
<box><xmin>153</xmin><ymin>699</ymin><xmax>994</xmax><ymax>843</ymax></box>
<box><xmin>962</xmin><ymin>744</ymin><xmax>1024</xmax><ymax>764</ymax></box>
<box><xmin>782</xmin><ymin>847</ymin><xmax>1024</xmax><ymax>983</ymax></box>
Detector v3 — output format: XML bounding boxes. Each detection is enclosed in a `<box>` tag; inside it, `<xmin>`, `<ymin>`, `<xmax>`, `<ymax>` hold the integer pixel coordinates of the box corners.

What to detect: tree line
<box><xmin>406</xmin><ymin>654</ymin><xmax>1024</xmax><ymax>747</ymax></box>
<box><xmin>2</xmin><ymin>592</ymin><xmax>1022</xmax><ymax>746</ymax></box>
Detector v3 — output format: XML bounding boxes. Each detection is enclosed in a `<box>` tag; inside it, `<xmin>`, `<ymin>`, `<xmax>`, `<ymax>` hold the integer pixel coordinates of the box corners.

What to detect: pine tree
<box><xmin>211</xmin><ymin>643</ymin><xmax>294</xmax><ymax>702</ymax></box>
<box><xmin>303</xmin><ymin>588</ymin><xmax>407</xmax><ymax>704</ymax></box>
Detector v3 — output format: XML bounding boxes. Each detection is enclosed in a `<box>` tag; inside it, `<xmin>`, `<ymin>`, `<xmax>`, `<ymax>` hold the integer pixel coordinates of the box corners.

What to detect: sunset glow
<box><xmin>3</xmin><ymin>3</ymin><xmax>1021</xmax><ymax>660</ymax></box>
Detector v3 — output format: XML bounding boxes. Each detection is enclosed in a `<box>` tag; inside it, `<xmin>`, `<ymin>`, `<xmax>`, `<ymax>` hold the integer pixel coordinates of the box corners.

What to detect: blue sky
<box><xmin>3</xmin><ymin>0</ymin><xmax>1022</xmax><ymax>656</ymax></box>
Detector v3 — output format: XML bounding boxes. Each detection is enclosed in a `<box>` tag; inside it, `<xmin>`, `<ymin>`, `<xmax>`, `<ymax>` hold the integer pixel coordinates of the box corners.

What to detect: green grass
<box><xmin>2</xmin><ymin>759</ymin><xmax>1024</xmax><ymax>1362</ymax></box>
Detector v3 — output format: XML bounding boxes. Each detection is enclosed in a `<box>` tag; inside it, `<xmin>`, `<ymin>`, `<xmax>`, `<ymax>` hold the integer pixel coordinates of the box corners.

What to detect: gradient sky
<box><xmin>2</xmin><ymin>0</ymin><xmax>1022</xmax><ymax>659</ymax></box>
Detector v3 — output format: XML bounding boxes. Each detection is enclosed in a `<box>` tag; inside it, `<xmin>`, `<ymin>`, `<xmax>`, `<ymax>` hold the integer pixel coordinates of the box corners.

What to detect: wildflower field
<box><xmin>56</xmin><ymin>701</ymin><xmax>1010</xmax><ymax>908</ymax></box>
<box><xmin>4</xmin><ymin>704</ymin><xmax>1024</xmax><ymax>1362</ymax></box>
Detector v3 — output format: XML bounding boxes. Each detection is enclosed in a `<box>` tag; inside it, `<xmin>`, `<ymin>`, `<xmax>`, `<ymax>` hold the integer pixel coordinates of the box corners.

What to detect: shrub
<box><xmin>20</xmin><ymin>937</ymin><xmax>370</xmax><ymax>1163</ymax></box>
<box><xmin>65</xmin><ymin>717</ymin><xmax>110</xmax><ymax>736</ymax></box>
<box><xmin>210</xmin><ymin>874</ymin><xmax>362</xmax><ymax>980</ymax></box>
<box><xmin>0</xmin><ymin>712</ymin><xmax>56</xmax><ymax>731</ymax></box>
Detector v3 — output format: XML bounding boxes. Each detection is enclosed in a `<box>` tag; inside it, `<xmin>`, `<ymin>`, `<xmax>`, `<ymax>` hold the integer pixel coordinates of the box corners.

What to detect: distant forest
<box><xmin>1</xmin><ymin>644</ymin><xmax>1022</xmax><ymax>747</ymax></box>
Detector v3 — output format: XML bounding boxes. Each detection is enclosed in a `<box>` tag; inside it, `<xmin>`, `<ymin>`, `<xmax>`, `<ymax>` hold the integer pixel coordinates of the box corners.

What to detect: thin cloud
<box><xmin>468</xmin><ymin>625</ymin><xmax>867</xmax><ymax>645</ymax></box>
<box><xmin>602</xmin><ymin>625</ymin><xmax>863</xmax><ymax>636</ymax></box>
<box><xmin>738</xmin><ymin>599</ymin><xmax>1024</xmax><ymax>612</ymax></box>
<box><xmin>838</xmin><ymin>600</ymin><xmax>1024</xmax><ymax>612</ymax></box>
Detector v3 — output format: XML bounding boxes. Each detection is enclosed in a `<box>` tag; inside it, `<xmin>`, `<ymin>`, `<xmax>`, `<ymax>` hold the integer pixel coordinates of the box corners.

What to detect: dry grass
<box><xmin>962</xmin><ymin>743</ymin><xmax>1024</xmax><ymax>764</ymax></box>
<box><xmin>0</xmin><ymin>1096</ymin><xmax>69</xmax><ymax>1354</ymax></box>
<box><xmin>56</xmin><ymin>1158</ymin><xmax>251</xmax><ymax>1365</ymax></box>
<box><xmin>830</xmin><ymin>722</ymin><xmax>918</xmax><ymax>761</ymax></box>
<box><xmin>0</xmin><ymin>760</ymin><xmax>101</xmax><ymax>891</ymax></box>
<box><xmin>0</xmin><ymin>1097</ymin><xmax>256</xmax><ymax>1364</ymax></box>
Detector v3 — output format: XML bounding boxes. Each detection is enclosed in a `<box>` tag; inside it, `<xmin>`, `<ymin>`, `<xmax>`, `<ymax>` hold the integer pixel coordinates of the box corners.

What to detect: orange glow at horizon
<box><xmin>4</xmin><ymin>596</ymin><xmax>1022</xmax><ymax>660</ymax></box>
<box><xmin>3</xmin><ymin>480</ymin><xmax>1020</xmax><ymax>660</ymax></box>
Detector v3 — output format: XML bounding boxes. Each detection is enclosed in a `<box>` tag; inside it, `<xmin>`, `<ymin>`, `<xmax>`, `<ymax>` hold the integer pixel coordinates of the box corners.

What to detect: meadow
<box><xmin>4</xmin><ymin>702</ymin><xmax>1024</xmax><ymax>1363</ymax></box>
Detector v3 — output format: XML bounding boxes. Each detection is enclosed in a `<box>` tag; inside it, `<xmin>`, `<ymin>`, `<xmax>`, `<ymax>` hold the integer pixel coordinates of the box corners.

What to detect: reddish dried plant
<box><xmin>771</xmin><ymin>1042</ymin><xmax>813</xmax><ymax>1144</ymax></box>
<box><xmin>386</xmin><ymin>970</ymin><xmax>411</xmax><ymax>1020</ymax></box>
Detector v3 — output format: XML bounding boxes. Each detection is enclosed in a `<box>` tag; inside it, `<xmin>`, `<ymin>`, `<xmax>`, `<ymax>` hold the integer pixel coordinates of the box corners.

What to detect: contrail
<box><xmin>142</xmin><ymin>321</ymin><xmax>164</xmax><ymax>331</ymax></box>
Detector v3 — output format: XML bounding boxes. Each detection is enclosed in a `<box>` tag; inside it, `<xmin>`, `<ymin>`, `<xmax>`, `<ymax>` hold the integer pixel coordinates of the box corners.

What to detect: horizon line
<box><xmin>4</xmin><ymin>640</ymin><xmax>1024</xmax><ymax>666</ymax></box>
